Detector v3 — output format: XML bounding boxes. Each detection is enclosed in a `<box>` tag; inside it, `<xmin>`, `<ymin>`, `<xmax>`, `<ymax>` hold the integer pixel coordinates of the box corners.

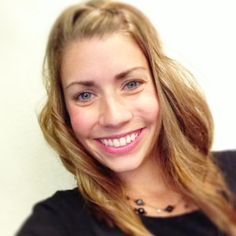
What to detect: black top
<box><xmin>16</xmin><ymin>150</ymin><xmax>236</xmax><ymax>236</ymax></box>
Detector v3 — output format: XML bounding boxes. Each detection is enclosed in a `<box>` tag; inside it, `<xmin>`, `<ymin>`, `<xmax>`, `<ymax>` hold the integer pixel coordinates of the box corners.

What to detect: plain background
<box><xmin>0</xmin><ymin>0</ymin><xmax>235</xmax><ymax>235</ymax></box>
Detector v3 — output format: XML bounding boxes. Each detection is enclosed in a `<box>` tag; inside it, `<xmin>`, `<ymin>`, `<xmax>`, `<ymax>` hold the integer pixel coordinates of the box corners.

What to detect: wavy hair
<box><xmin>39</xmin><ymin>0</ymin><xmax>236</xmax><ymax>235</ymax></box>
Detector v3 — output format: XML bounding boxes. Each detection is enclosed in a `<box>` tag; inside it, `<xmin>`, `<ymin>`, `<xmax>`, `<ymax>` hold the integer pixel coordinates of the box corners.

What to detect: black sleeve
<box><xmin>15</xmin><ymin>189</ymin><xmax>85</xmax><ymax>236</ymax></box>
<box><xmin>16</xmin><ymin>198</ymin><xmax>68</xmax><ymax>236</ymax></box>
<box><xmin>15</xmin><ymin>189</ymin><xmax>97</xmax><ymax>236</ymax></box>
<box><xmin>213</xmin><ymin>150</ymin><xmax>236</xmax><ymax>195</ymax></box>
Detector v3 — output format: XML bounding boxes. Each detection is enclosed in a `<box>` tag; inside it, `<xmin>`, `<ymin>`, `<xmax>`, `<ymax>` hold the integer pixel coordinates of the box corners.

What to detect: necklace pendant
<box><xmin>135</xmin><ymin>199</ymin><xmax>145</xmax><ymax>206</ymax></box>
<box><xmin>135</xmin><ymin>207</ymin><xmax>146</xmax><ymax>215</ymax></box>
<box><xmin>164</xmin><ymin>205</ymin><xmax>175</xmax><ymax>212</ymax></box>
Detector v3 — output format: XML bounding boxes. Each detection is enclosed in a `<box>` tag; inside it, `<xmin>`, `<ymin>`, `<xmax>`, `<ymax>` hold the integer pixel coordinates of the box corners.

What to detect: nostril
<box><xmin>98</xmin><ymin>110</ymin><xmax>133</xmax><ymax>127</ymax></box>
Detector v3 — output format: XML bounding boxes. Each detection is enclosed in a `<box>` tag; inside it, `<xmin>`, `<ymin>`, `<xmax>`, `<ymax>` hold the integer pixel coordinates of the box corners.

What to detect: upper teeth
<box><xmin>100</xmin><ymin>132</ymin><xmax>139</xmax><ymax>147</ymax></box>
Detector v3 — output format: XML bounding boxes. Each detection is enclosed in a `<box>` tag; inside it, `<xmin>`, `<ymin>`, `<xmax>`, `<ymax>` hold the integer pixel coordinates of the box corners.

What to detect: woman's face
<box><xmin>61</xmin><ymin>34</ymin><xmax>161</xmax><ymax>175</ymax></box>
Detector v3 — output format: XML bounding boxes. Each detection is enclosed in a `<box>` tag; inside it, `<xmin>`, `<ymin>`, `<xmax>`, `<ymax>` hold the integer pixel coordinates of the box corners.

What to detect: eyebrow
<box><xmin>65</xmin><ymin>66</ymin><xmax>147</xmax><ymax>89</ymax></box>
<box><xmin>115</xmin><ymin>66</ymin><xmax>146</xmax><ymax>80</ymax></box>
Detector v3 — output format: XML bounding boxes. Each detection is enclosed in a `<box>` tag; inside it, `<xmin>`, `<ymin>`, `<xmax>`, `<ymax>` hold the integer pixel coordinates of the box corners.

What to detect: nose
<box><xmin>98</xmin><ymin>96</ymin><xmax>133</xmax><ymax>128</ymax></box>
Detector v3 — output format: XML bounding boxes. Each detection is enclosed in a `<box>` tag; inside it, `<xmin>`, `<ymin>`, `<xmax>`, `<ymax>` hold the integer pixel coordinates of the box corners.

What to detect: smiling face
<box><xmin>61</xmin><ymin>33</ymin><xmax>161</xmax><ymax>175</ymax></box>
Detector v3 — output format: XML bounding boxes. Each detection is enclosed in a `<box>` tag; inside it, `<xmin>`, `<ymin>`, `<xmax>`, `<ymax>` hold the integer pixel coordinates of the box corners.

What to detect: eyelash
<box><xmin>123</xmin><ymin>79</ymin><xmax>144</xmax><ymax>91</ymax></box>
<box><xmin>73</xmin><ymin>91</ymin><xmax>95</xmax><ymax>103</ymax></box>
<box><xmin>72</xmin><ymin>79</ymin><xmax>144</xmax><ymax>103</ymax></box>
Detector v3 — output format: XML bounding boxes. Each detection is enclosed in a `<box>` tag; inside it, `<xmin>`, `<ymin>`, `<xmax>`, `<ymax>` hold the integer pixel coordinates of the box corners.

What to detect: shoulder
<box><xmin>212</xmin><ymin>149</ymin><xmax>236</xmax><ymax>194</ymax></box>
<box><xmin>38</xmin><ymin>187</ymin><xmax>86</xmax><ymax>210</ymax></box>
<box><xmin>33</xmin><ymin>188</ymin><xmax>89</xmax><ymax>218</ymax></box>
<box><xmin>16</xmin><ymin>188</ymin><xmax>93</xmax><ymax>236</ymax></box>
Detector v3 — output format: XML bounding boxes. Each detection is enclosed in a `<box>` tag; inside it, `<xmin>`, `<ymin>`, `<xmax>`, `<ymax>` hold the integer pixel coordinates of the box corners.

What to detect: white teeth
<box><xmin>104</xmin><ymin>139</ymin><xmax>109</xmax><ymax>146</ymax></box>
<box><xmin>119</xmin><ymin>137</ymin><xmax>126</xmax><ymax>146</ymax></box>
<box><xmin>108</xmin><ymin>139</ymin><xmax>113</xmax><ymax>146</ymax></box>
<box><xmin>126</xmin><ymin>135</ymin><xmax>131</xmax><ymax>143</ymax></box>
<box><xmin>113</xmin><ymin>139</ymin><xmax>120</xmax><ymax>147</ymax></box>
<box><xmin>130</xmin><ymin>133</ymin><xmax>135</xmax><ymax>141</ymax></box>
<box><xmin>100</xmin><ymin>131</ymin><xmax>140</xmax><ymax>148</ymax></box>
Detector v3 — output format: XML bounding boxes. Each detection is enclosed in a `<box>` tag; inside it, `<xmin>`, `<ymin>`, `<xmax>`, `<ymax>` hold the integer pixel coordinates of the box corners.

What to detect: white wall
<box><xmin>0</xmin><ymin>0</ymin><xmax>235</xmax><ymax>235</ymax></box>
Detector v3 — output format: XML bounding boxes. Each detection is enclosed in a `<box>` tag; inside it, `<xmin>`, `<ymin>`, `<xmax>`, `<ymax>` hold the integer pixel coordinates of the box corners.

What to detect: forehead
<box><xmin>61</xmin><ymin>33</ymin><xmax>149</xmax><ymax>82</ymax></box>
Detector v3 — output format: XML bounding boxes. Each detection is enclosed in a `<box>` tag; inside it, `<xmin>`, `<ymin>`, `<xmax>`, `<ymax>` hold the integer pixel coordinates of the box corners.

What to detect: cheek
<box><xmin>134</xmin><ymin>89</ymin><xmax>160</xmax><ymax>122</ymax></box>
<box><xmin>145</xmin><ymin>94</ymin><xmax>159</xmax><ymax>113</ymax></box>
<box><xmin>68</xmin><ymin>107</ymin><xmax>96</xmax><ymax>137</ymax></box>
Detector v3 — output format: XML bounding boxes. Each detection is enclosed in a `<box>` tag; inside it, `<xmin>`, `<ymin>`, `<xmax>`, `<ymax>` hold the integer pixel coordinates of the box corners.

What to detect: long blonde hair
<box><xmin>39</xmin><ymin>0</ymin><xmax>236</xmax><ymax>235</ymax></box>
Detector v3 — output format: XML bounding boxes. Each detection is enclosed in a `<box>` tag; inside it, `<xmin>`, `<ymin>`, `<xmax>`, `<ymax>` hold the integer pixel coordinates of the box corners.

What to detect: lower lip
<box><xmin>96</xmin><ymin>129</ymin><xmax>145</xmax><ymax>155</ymax></box>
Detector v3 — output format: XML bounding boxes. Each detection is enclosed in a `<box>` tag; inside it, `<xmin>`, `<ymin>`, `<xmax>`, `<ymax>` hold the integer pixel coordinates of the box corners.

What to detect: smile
<box><xmin>99</xmin><ymin>129</ymin><xmax>142</xmax><ymax>148</ymax></box>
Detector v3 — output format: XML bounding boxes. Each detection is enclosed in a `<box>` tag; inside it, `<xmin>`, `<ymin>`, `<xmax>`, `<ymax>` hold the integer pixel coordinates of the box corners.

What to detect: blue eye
<box><xmin>125</xmin><ymin>80</ymin><xmax>140</xmax><ymax>90</ymax></box>
<box><xmin>77</xmin><ymin>92</ymin><xmax>93</xmax><ymax>102</ymax></box>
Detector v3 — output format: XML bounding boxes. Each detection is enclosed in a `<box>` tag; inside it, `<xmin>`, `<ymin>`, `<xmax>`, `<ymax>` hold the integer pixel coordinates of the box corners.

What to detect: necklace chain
<box><xmin>127</xmin><ymin>196</ymin><xmax>184</xmax><ymax>215</ymax></box>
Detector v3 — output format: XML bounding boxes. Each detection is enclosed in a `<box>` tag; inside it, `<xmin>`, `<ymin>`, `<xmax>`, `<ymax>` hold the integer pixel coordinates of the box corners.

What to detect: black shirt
<box><xmin>142</xmin><ymin>211</ymin><xmax>223</xmax><ymax>236</ymax></box>
<box><xmin>16</xmin><ymin>150</ymin><xmax>236</xmax><ymax>236</ymax></box>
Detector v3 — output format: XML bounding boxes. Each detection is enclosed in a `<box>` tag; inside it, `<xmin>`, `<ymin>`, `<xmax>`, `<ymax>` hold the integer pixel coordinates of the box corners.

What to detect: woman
<box><xmin>17</xmin><ymin>0</ymin><xmax>236</xmax><ymax>235</ymax></box>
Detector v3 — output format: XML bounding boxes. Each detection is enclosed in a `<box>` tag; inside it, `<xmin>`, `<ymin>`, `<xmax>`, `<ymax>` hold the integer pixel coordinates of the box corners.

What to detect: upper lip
<box><xmin>96</xmin><ymin>128</ymin><xmax>143</xmax><ymax>140</ymax></box>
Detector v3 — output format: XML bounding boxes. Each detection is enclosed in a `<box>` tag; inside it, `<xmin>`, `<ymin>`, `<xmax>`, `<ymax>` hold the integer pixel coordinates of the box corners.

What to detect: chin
<box><xmin>105</xmin><ymin>158</ymin><xmax>144</xmax><ymax>175</ymax></box>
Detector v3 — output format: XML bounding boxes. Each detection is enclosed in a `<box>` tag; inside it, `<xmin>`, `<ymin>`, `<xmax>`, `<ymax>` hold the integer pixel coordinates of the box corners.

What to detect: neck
<box><xmin>118</xmin><ymin>152</ymin><xmax>175</xmax><ymax>198</ymax></box>
<box><xmin>117</xmin><ymin>152</ymin><xmax>198</xmax><ymax>217</ymax></box>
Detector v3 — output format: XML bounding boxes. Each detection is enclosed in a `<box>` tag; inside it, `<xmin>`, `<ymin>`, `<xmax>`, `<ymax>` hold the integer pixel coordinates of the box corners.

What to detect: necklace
<box><xmin>127</xmin><ymin>196</ymin><xmax>184</xmax><ymax>215</ymax></box>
